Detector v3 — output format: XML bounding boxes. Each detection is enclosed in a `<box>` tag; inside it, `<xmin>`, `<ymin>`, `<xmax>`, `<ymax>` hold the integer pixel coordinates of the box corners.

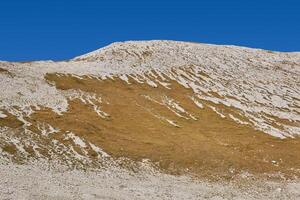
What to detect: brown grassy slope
<box><xmin>1</xmin><ymin>72</ymin><xmax>299</xmax><ymax>179</ymax></box>
<box><xmin>25</xmin><ymin>73</ymin><xmax>299</xmax><ymax>179</ymax></box>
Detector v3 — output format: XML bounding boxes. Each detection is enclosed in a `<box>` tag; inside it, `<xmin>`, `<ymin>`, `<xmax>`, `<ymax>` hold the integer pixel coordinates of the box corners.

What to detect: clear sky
<box><xmin>0</xmin><ymin>0</ymin><xmax>299</xmax><ymax>61</ymax></box>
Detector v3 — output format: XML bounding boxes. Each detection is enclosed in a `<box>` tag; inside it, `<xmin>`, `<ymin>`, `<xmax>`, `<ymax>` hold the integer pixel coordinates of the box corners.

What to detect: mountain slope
<box><xmin>0</xmin><ymin>41</ymin><xmax>300</xmax><ymax>182</ymax></box>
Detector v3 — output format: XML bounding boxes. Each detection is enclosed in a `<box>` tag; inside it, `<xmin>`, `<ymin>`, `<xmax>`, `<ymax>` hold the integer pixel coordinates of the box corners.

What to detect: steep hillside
<box><xmin>0</xmin><ymin>41</ymin><xmax>300</xmax><ymax>198</ymax></box>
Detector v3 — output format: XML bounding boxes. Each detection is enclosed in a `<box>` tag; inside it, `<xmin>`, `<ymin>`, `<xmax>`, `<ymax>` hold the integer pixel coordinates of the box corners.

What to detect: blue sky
<box><xmin>0</xmin><ymin>0</ymin><xmax>299</xmax><ymax>61</ymax></box>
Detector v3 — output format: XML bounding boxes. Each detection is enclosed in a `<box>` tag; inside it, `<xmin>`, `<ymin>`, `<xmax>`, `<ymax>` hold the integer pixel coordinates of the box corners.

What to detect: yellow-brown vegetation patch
<box><xmin>0</xmin><ymin>110</ymin><xmax>24</xmax><ymax>128</ymax></box>
<box><xmin>24</xmin><ymin>73</ymin><xmax>300</xmax><ymax>179</ymax></box>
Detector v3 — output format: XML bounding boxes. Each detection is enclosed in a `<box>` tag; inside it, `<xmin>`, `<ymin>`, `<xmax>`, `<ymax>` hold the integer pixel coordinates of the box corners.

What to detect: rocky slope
<box><xmin>0</xmin><ymin>40</ymin><xmax>300</xmax><ymax>199</ymax></box>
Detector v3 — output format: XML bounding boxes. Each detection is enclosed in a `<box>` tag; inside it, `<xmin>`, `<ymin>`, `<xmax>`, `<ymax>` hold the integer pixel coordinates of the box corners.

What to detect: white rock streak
<box><xmin>65</xmin><ymin>132</ymin><xmax>87</xmax><ymax>148</ymax></box>
<box><xmin>0</xmin><ymin>111</ymin><xmax>7</xmax><ymax>118</ymax></box>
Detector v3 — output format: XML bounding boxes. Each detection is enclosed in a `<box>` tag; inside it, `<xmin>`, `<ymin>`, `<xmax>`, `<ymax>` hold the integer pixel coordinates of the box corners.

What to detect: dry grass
<box><xmin>0</xmin><ymin>110</ymin><xmax>24</xmax><ymax>128</ymax></box>
<box><xmin>28</xmin><ymin>73</ymin><xmax>299</xmax><ymax>180</ymax></box>
<box><xmin>1</xmin><ymin>72</ymin><xmax>300</xmax><ymax>180</ymax></box>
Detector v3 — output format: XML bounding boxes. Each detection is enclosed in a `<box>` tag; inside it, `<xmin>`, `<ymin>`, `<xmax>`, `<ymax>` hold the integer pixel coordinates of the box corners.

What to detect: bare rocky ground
<box><xmin>0</xmin><ymin>160</ymin><xmax>300</xmax><ymax>200</ymax></box>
